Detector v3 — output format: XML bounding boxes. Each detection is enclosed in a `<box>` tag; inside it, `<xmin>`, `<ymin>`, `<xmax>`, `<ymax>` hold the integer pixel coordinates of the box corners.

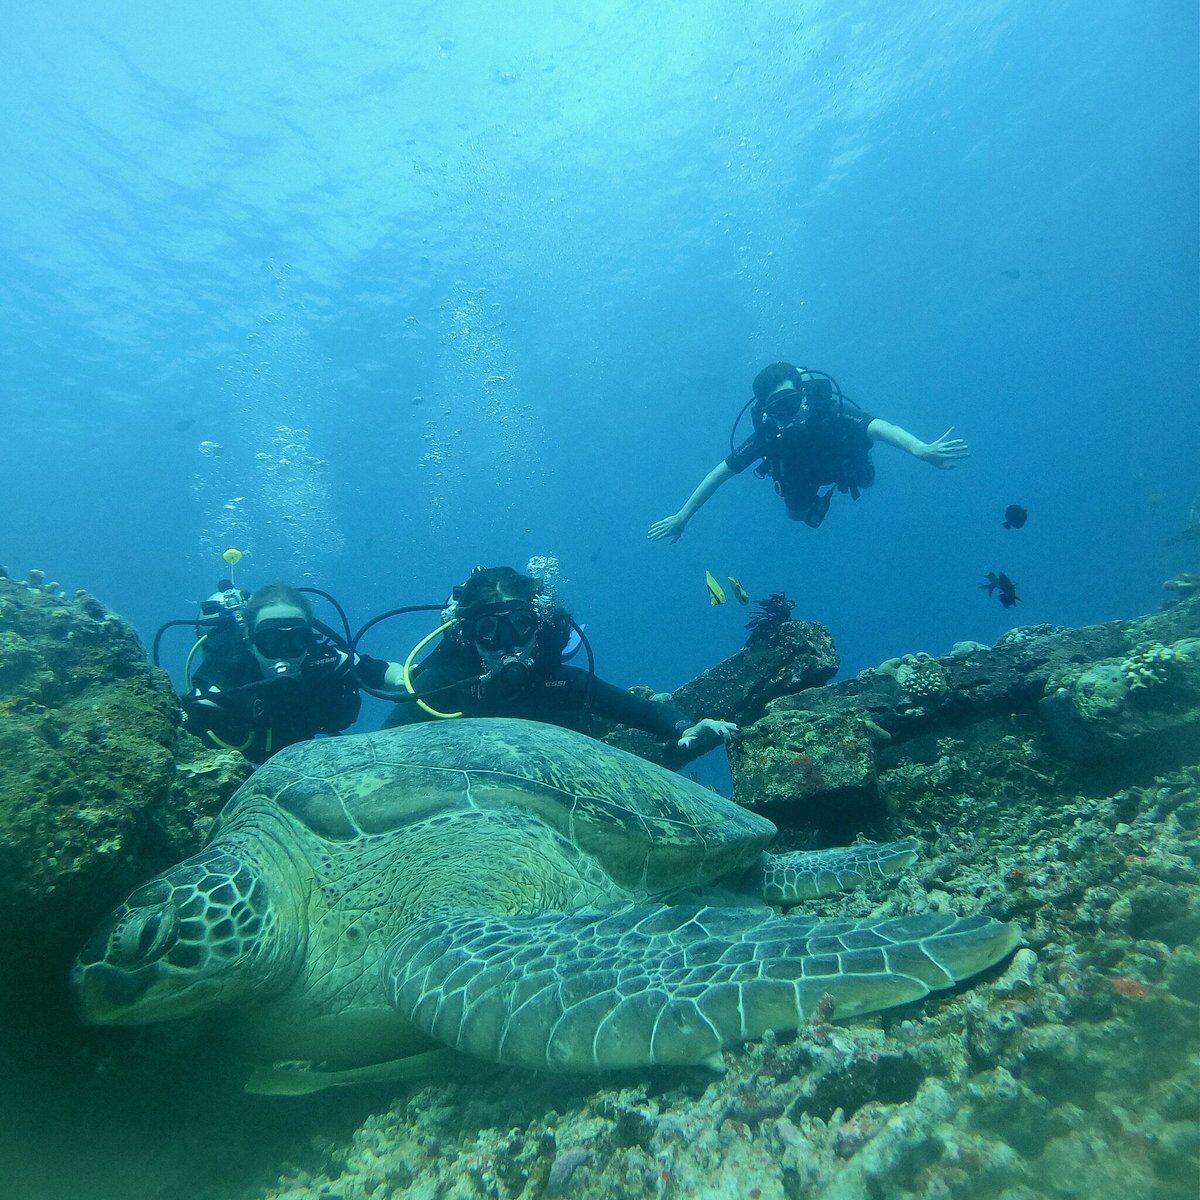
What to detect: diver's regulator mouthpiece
<box><xmin>479</xmin><ymin>650</ymin><xmax>535</xmax><ymax>697</ymax></box>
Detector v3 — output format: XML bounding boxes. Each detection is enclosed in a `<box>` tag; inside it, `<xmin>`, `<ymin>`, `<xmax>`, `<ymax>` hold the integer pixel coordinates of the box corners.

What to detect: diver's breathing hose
<box><xmin>151</xmin><ymin>619</ymin><xmax>201</xmax><ymax>668</ymax></box>
<box><xmin>183</xmin><ymin>635</ymin><xmax>207</xmax><ymax>692</ymax></box>
<box><xmin>348</xmin><ymin>604</ymin><xmax>448</xmax><ymax>702</ymax></box>
<box><xmin>570</xmin><ymin>618</ymin><xmax>596</xmax><ymax>726</ymax></box>
<box><xmin>298</xmin><ymin>587</ymin><xmax>352</xmax><ymax>648</ymax></box>
<box><xmin>402</xmin><ymin>620</ymin><xmax>463</xmax><ymax>719</ymax></box>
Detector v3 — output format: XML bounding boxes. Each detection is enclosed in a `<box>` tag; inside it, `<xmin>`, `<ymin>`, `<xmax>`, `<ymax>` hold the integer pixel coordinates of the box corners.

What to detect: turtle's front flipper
<box><xmin>245</xmin><ymin>1047</ymin><xmax>471</xmax><ymax>1095</ymax></box>
<box><xmin>383</xmin><ymin>904</ymin><xmax>1019</xmax><ymax>1073</ymax></box>
<box><xmin>753</xmin><ymin>840</ymin><xmax>919</xmax><ymax>905</ymax></box>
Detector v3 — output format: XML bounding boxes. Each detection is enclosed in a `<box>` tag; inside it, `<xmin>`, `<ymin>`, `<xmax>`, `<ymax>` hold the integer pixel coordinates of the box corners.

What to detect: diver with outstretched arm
<box><xmin>386</xmin><ymin>566</ymin><xmax>736</xmax><ymax>755</ymax></box>
<box><xmin>648</xmin><ymin>362</ymin><xmax>967</xmax><ymax>540</ymax></box>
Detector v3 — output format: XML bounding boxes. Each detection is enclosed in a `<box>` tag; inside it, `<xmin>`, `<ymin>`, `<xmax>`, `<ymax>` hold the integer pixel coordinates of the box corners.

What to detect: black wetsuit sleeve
<box><xmin>182</xmin><ymin>684</ymin><xmax>256</xmax><ymax>753</ymax></box>
<box><xmin>840</xmin><ymin>398</ymin><xmax>875</xmax><ymax>430</ymax></box>
<box><xmin>724</xmin><ymin>428</ymin><xmax>770</xmax><ymax>474</ymax></box>
<box><xmin>351</xmin><ymin>652</ymin><xmax>391</xmax><ymax>691</ymax></box>
<box><xmin>317</xmin><ymin>663</ymin><xmax>363</xmax><ymax>734</ymax></box>
<box><xmin>560</xmin><ymin>667</ymin><xmax>692</xmax><ymax>742</ymax></box>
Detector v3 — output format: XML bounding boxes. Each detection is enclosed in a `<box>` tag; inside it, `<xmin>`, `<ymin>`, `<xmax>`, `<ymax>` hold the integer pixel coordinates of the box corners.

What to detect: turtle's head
<box><xmin>71</xmin><ymin>848</ymin><xmax>301</xmax><ymax>1025</ymax></box>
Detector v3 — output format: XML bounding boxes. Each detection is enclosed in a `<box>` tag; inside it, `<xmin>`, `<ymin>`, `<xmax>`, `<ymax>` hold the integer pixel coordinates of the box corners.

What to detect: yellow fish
<box><xmin>705</xmin><ymin>570</ymin><xmax>726</xmax><ymax>606</ymax></box>
<box><xmin>728</xmin><ymin>576</ymin><xmax>750</xmax><ymax>605</ymax></box>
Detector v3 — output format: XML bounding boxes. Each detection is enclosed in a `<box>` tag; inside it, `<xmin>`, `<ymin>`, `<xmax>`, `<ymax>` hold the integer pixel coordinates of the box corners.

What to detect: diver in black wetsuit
<box><xmin>184</xmin><ymin>581</ymin><xmax>403</xmax><ymax>765</ymax></box>
<box><xmin>648</xmin><ymin>362</ymin><xmax>968</xmax><ymax>536</ymax></box>
<box><xmin>385</xmin><ymin>566</ymin><xmax>735</xmax><ymax>754</ymax></box>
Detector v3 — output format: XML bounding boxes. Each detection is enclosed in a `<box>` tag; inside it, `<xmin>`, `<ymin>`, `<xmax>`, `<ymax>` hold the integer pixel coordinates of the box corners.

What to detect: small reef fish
<box><xmin>174</xmin><ymin>417</ymin><xmax>196</xmax><ymax>432</ymax></box>
<box><xmin>705</xmin><ymin>571</ymin><xmax>726</xmax><ymax>606</ymax></box>
<box><xmin>727</xmin><ymin>577</ymin><xmax>750</xmax><ymax>605</ymax></box>
<box><xmin>1003</xmin><ymin>504</ymin><xmax>1028</xmax><ymax>530</ymax></box>
<box><xmin>981</xmin><ymin>572</ymin><xmax>1020</xmax><ymax>608</ymax></box>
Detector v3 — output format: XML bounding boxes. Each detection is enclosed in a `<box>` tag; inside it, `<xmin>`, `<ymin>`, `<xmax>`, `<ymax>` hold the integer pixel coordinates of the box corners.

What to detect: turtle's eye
<box><xmin>111</xmin><ymin>906</ymin><xmax>178</xmax><ymax>967</ymax></box>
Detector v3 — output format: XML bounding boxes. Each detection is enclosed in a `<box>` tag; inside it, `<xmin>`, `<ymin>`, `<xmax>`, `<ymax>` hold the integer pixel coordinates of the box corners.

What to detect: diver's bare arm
<box><xmin>648</xmin><ymin>462</ymin><xmax>735</xmax><ymax>542</ymax></box>
<box><xmin>867</xmin><ymin>420</ymin><xmax>968</xmax><ymax>469</ymax></box>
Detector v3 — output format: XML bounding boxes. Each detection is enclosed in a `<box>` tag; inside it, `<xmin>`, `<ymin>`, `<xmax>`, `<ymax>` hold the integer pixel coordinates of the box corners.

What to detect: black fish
<box><xmin>981</xmin><ymin>572</ymin><xmax>1019</xmax><ymax>608</ymax></box>
<box><xmin>1000</xmin><ymin>268</ymin><xmax>1021</xmax><ymax>280</ymax></box>
<box><xmin>1003</xmin><ymin>504</ymin><xmax>1028</xmax><ymax>530</ymax></box>
<box><xmin>174</xmin><ymin>417</ymin><xmax>196</xmax><ymax>432</ymax></box>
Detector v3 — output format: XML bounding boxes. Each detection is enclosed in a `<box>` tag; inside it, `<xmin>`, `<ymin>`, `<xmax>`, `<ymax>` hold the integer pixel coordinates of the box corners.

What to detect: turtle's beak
<box><xmin>70</xmin><ymin>904</ymin><xmax>186</xmax><ymax>1025</ymax></box>
<box><xmin>70</xmin><ymin>959</ymin><xmax>162</xmax><ymax>1025</ymax></box>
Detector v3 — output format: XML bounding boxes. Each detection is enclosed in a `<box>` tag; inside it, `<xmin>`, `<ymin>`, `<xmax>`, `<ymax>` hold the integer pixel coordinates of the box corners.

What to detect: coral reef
<box><xmin>0</xmin><ymin>572</ymin><xmax>249</xmax><ymax>1011</ymax></box>
<box><xmin>2</xmin><ymin>575</ymin><xmax>1196</xmax><ymax>1200</ymax></box>
<box><xmin>1040</xmin><ymin>638</ymin><xmax>1200</xmax><ymax>765</ymax></box>
<box><xmin>729</xmin><ymin>709</ymin><xmax>879</xmax><ymax>835</ymax></box>
<box><xmin>877</xmin><ymin>652</ymin><xmax>950</xmax><ymax>706</ymax></box>
<box><xmin>601</xmin><ymin>617</ymin><xmax>838</xmax><ymax>768</ymax></box>
<box><xmin>734</xmin><ymin>596</ymin><xmax>1200</xmax><ymax>832</ymax></box>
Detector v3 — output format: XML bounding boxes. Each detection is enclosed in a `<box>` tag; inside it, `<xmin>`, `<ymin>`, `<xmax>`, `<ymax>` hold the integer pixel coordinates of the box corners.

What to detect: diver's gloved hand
<box><xmin>677</xmin><ymin>719</ymin><xmax>738</xmax><ymax>750</ymax></box>
<box><xmin>648</xmin><ymin>513</ymin><xmax>687</xmax><ymax>543</ymax></box>
<box><xmin>918</xmin><ymin>427</ymin><xmax>969</xmax><ymax>468</ymax></box>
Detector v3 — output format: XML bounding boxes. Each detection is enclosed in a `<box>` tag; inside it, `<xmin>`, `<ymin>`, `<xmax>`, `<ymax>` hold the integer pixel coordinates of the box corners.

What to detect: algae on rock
<box><xmin>0</xmin><ymin>574</ymin><xmax>249</xmax><ymax>1010</ymax></box>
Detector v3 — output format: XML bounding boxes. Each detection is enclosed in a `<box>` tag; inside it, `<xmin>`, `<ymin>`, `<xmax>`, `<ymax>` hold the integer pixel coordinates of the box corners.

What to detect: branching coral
<box><xmin>1122</xmin><ymin>642</ymin><xmax>1187</xmax><ymax>691</ymax></box>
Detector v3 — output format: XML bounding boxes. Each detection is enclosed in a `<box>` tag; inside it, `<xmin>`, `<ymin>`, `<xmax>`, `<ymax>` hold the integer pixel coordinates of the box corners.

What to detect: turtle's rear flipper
<box><xmin>754</xmin><ymin>840</ymin><xmax>919</xmax><ymax>905</ymax></box>
<box><xmin>384</xmin><ymin>905</ymin><xmax>1019</xmax><ymax>1073</ymax></box>
<box><xmin>245</xmin><ymin>1047</ymin><xmax>471</xmax><ymax>1095</ymax></box>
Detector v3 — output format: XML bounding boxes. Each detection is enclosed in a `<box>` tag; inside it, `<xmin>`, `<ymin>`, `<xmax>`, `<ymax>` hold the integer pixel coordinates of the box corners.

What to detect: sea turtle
<box><xmin>73</xmin><ymin>719</ymin><xmax>1019</xmax><ymax>1091</ymax></box>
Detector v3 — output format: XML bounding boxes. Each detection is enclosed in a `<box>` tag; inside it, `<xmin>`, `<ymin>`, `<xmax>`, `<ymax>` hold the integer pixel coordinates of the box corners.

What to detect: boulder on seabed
<box><xmin>0</xmin><ymin>572</ymin><xmax>249</xmax><ymax>1010</ymax></box>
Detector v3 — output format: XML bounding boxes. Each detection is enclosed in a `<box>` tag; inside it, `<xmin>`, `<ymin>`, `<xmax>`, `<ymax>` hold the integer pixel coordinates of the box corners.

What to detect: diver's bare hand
<box><xmin>648</xmin><ymin>513</ymin><xmax>687</xmax><ymax>543</ymax></box>
<box><xmin>678</xmin><ymin>719</ymin><xmax>739</xmax><ymax>750</ymax></box>
<box><xmin>919</xmin><ymin>428</ymin><xmax>969</xmax><ymax>469</ymax></box>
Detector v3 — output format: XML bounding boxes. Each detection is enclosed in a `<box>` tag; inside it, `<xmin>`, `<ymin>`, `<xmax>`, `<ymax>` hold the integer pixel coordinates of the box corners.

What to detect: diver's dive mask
<box><xmin>250</xmin><ymin>618</ymin><xmax>313</xmax><ymax>678</ymax></box>
<box><xmin>468</xmin><ymin>603</ymin><xmax>540</xmax><ymax>653</ymax></box>
<box><xmin>759</xmin><ymin>377</ymin><xmax>835</xmax><ymax>428</ymax></box>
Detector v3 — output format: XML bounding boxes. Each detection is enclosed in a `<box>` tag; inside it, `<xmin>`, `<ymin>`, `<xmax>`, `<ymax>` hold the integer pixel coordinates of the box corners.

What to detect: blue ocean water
<box><xmin>1</xmin><ymin>0</ymin><xmax>1196</xmax><ymax>738</ymax></box>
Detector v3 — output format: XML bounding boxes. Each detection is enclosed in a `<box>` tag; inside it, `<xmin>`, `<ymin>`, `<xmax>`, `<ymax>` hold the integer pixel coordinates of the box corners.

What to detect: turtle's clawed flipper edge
<box><xmin>384</xmin><ymin>904</ymin><xmax>1020</xmax><ymax>1073</ymax></box>
<box><xmin>245</xmin><ymin>1047</ymin><xmax>473</xmax><ymax>1095</ymax></box>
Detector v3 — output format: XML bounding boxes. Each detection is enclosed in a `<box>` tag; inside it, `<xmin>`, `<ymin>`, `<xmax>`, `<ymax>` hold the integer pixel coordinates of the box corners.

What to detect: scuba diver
<box><xmin>177</xmin><ymin>580</ymin><xmax>404</xmax><ymax>764</ymax></box>
<box><xmin>648</xmin><ymin>362</ymin><xmax>968</xmax><ymax>538</ymax></box>
<box><xmin>383</xmin><ymin>565</ymin><xmax>735</xmax><ymax>755</ymax></box>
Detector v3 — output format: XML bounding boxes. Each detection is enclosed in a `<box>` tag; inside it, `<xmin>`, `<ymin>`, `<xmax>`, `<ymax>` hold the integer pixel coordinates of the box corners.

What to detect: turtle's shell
<box><xmin>212</xmin><ymin>718</ymin><xmax>775</xmax><ymax>892</ymax></box>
